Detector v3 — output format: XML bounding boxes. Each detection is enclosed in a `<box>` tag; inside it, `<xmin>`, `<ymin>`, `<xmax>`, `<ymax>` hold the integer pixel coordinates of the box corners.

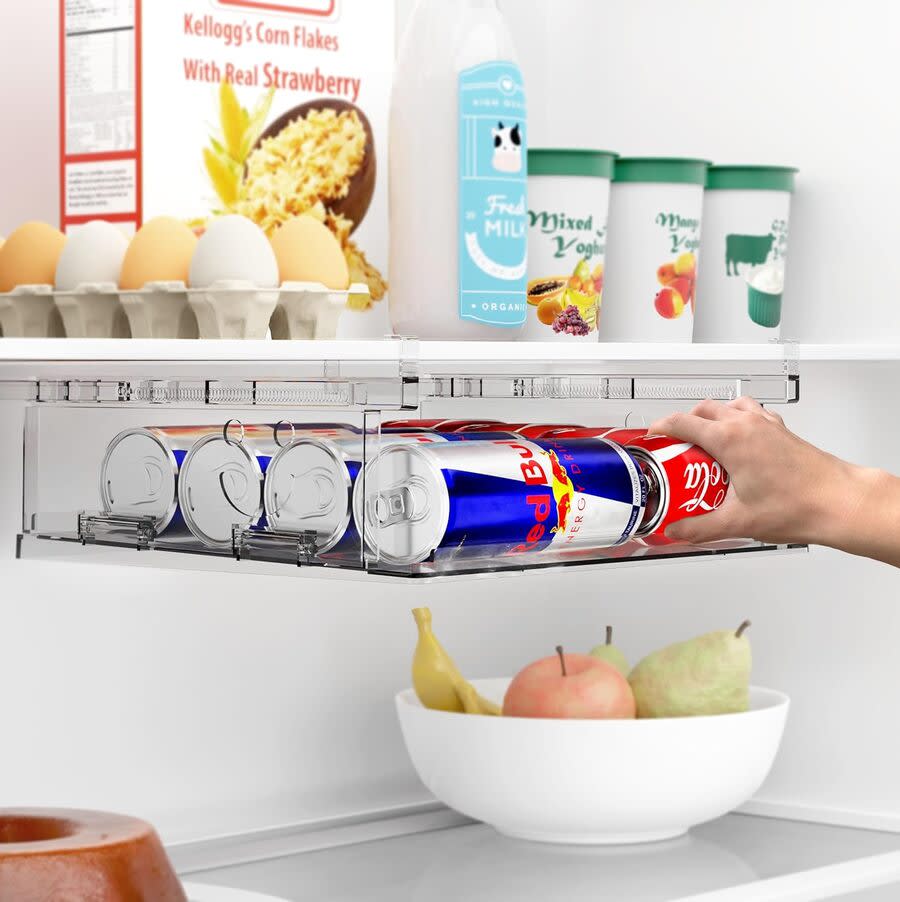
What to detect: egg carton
<box><xmin>179</xmin><ymin>280</ymin><xmax>370</xmax><ymax>340</ymax></box>
<box><xmin>120</xmin><ymin>282</ymin><xmax>198</xmax><ymax>339</ymax></box>
<box><xmin>0</xmin><ymin>285</ymin><xmax>65</xmax><ymax>338</ymax></box>
<box><xmin>54</xmin><ymin>283</ymin><xmax>131</xmax><ymax>338</ymax></box>
<box><xmin>0</xmin><ymin>280</ymin><xmax>371</xmax><ymax>340</ymax></box>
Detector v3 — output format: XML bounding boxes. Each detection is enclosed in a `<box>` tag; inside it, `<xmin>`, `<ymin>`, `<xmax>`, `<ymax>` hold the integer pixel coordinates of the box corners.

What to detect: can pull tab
<box><xmin>274</xmin><ymin>467</ymin><xmax>338</xmax><ymax>519</ymax></box>
<box><xmin>370</xmin><ymin>477</ymin><xmax>430</xmax><ymax>527</ymax></box>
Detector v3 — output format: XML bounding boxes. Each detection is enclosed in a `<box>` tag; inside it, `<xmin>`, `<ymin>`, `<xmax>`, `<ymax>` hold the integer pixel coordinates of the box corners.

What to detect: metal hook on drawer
<box><xmin>223</xmin><ymin>418</ymin><xmax>245</xmax><ymax>446</ymax></box>
<box><xmin>273</xmin><ymin>420</ymin><xmax>296</xmax><ymax>449</ymax></box>
<box><xmin>624</xmin><ymin>411</ymin><xmax>647</xmax><ymax>429</ymax></box>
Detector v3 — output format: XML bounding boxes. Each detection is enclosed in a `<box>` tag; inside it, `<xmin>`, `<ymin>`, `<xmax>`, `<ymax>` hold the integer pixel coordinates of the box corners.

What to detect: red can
<box><xmin>546</xmin><ymin>426</ymin><xmax>650</xmax><ymax>443</ymax></box>
<box><xmin>382</xmin><ymin>418</ymin><xmax>503</xmax><ymax>432</ymax></box>
<box><xmin>624</xmin><ymin>434</ymin><xmax>730</xmax><ymax>543</ymax></box>
<box><xmin>464</xmin><ymin>422</ymin><xmax>582</xmax><ymax>438</ymax></box>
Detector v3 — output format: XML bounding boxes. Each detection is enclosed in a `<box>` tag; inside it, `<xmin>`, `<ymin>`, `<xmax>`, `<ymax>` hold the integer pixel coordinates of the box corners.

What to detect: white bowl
<box><xmin>396</xmin><ymin>678</ymin><xmax>789</xmax><ymax>845</ymax></box>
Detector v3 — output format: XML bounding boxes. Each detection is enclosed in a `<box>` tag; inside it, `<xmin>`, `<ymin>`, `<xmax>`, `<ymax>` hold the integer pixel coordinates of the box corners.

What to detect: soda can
<box><xmin>99</xmin><ymin>422</ymin><xmax>361</xmax><ymax>538</ymax></box>
<box><xmin>353</xmin><ymin>437</ymin><xmax>647</xmax><ymax>565</ymax></box>
<box><xmin>382</xmin><ymin>418</ymin><xmax>504</xmax><ymax>432</ymax></box>
<box><xmin>177</xmin><ymin>433</ymin><xmax>280</xmax><ymax>548</ymax></box>
<box><xmin>263</xmin><ymin>431</ymin><xmax>522</xmax><ymax>553</ymax></box>
<box><xmin>624</xmin><ymin>434</ymin><xmax>730</xmax><ymax>542</ymax></box>
<box><xmin>100</xmin><ymin>425</ymin><xmax>226</xmax><ymax>537</ymax></box>
<box><xmin>462</xmin><ymin>422</ymin><xmax>583</xmax><ymax>438</ymax></box>
<box><xmin>541</xmin><ymin>426</ymin><xmax>649</xmax><ymax>443</ymax></box>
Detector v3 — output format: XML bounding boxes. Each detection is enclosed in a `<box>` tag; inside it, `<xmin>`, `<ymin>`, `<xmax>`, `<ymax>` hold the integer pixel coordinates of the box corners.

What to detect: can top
<box><xmin>613</xmin><ymin>157</ymin><xmax>711</xmax><ymax>186</ymax></box>
<box><xmin>178</xmin><ymin>434</ymin><xmax>267</xmax><ymax>548</ymax></box>
<box><xmin>264</xmin><ymin>438</ymin><xmax>353</xmax><ymax>552</ymax></box>
<box><xmin>100</xmin><ymin>428</ymin><xmax>179</xmax><ymax>531</ymax></box>
<box><xmin>706</xmin><ymin>165</ymin><xmax>798</xmax><ymax>193</ymax></box>
<box><xmin>352</xmin><ymin>444</ymin><xmax>449</xmax><ymax>566</ymax></box>
<box><xmin>528</xmin><ymin>149</ymin><xmax>618</xmax><ymax>179</ymax></box>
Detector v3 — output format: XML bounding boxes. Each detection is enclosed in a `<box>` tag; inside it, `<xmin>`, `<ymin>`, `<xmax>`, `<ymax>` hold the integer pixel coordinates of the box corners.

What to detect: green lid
<box><xmin>707</xmin><ymin>165</ymin><xmax>798</xmax><ymax>192</ymax></box>
<box><xmin>528</xmin><ymin>149</ymin><xmax>618</xmax><ymax>179</ymax></box>
<box><xmin>613</xmin><ymin>157</ymin><xmax>711</xmax><ymax>185</ymax></box>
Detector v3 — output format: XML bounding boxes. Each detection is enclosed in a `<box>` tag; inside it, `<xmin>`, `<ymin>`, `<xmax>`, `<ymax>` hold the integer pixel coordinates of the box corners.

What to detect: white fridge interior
<box><xmin>2</xmin><ymin>1</ymin><xmax>900</xmax><ymax>900</ymax></box>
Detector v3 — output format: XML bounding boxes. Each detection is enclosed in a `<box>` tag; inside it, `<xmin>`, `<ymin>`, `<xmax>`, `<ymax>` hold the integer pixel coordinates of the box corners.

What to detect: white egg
<box><xmin>54</xmin><ymin>220</ymin><xmax>129</xmax><ymax>290</ymax></box>
<box><xmin>189</xmin><ymin>215</ymin><xmax>279</xmax><ymax>288</ymax></box>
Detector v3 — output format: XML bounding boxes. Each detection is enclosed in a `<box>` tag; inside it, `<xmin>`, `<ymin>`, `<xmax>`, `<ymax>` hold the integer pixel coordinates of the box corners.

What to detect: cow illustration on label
<box><xmin>725</xmin><ymin>233</ymin><xmax>775</xmax><ymax>277</ymax></box>
<box><xmin>492</xmin><ymin>122</ymin><xmax>523</xmax><ymax>174</ymax></box>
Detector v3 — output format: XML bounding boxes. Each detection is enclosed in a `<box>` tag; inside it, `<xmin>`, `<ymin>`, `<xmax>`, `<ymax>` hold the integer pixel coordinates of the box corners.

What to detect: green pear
<box><xmin>588</xmin><ymin>625</ymin><xmax>630</xmax><ymax>678</ymax></box>
<box><xmin>629</xmin><ymin>621</ymin><xmax>752</xmax><ymax>718</ymax></box>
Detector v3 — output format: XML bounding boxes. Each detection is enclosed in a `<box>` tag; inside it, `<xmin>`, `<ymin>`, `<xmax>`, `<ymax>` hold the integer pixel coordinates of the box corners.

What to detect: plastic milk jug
<box><xmin>389</xmin><ymin>0</ymin><xmax>528</xmax><ymax>340</ymax></box>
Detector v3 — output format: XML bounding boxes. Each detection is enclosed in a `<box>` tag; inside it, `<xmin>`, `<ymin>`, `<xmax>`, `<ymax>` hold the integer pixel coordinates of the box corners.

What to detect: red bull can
<box><xmin>100</xmin><ymin>423</ymin><xmax>361</xmax><ymax>539</ymax></box>
<box><xmin>352</xmin><ymin>437</ymin><xmax>647</xmax><ymax>565</ymax></box>
<box><xmin>263</xmin><ymin>431</ymin><xmax>520</xmax><ymax>553</ymax></box>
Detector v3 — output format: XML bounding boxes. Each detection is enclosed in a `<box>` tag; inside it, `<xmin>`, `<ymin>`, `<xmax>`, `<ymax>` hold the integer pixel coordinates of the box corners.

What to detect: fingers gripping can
<box><xmin>624</xmin><ymin>433</ymin><xmax>730</xmax><ymax>543</ymax></box>
<box><xmin>353</xmin><ymin>437</ymin><xmax>647</xmax><ymax>565</ymax></box>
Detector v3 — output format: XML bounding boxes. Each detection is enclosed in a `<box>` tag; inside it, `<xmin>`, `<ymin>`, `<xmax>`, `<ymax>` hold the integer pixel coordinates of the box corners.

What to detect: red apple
<box><xmin>502</xmin><ymin>646</ymin><xmax>636</xmax><ymax>719</ymax></box>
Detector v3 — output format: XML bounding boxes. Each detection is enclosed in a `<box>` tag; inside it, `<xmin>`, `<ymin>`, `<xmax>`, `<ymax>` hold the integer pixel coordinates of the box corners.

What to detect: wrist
<box><xmin>811</xmin><ymin>462</ymin><xmax>886</xmax><ymax>550</ymax></box>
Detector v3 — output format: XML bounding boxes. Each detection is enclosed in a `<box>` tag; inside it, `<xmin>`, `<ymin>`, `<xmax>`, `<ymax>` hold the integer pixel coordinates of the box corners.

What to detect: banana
<box><xmin>412</xmin><ymin>607</ymin><xmax>501</xmax><ymax>716</ymax></box>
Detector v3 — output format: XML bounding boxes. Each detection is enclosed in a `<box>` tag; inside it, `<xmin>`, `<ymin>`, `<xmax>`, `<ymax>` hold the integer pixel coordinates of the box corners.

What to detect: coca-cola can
<box><xmin>623</xmin><ymin>434</ymin><xmax>730</xmax><ymax>541</ymax></box>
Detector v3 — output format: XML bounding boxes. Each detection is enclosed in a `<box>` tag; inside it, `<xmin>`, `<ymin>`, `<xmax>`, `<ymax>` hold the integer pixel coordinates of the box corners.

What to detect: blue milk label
<box><xmin>458</xmin><ymin>61</ymin><xmax>528</xmax><ymax>327</ymax></box>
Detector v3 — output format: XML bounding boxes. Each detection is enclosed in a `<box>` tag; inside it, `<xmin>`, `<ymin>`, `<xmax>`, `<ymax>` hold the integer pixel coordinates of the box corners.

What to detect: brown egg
<box><xmin>270</xmin><ymin>215</ymin><xmax>350</xmax><ymax>290</ymax></box>
<box><xmin>0</xmin><ymin>222</ymin><xmax>67</xmax><ymax>292</ymax></box>
<box><xmin>120</xmin><ymin>217</ymin><xmax>198</xmax><ymax>290</ymax></box>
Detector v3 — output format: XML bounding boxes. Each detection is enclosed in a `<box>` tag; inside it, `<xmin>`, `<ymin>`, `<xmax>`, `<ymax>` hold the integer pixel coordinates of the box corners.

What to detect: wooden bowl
<box><xmin>254</xmin><ymin>98</ymin><xmax>376</xmax><ymax>233</ymax></box>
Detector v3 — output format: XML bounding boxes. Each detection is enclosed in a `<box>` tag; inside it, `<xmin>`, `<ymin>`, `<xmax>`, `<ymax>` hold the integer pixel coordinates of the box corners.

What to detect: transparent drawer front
<box><xmin>21</xmin><ymin>406</ymin><xmax>800</xmax><ymax>579</ymax></box>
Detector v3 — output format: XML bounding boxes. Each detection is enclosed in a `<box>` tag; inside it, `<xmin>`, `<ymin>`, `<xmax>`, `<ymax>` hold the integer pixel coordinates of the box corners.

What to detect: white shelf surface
<box><xmin>181</xmin><ymin>812</ymin><xmax>900</xmax><ymax>902</ymax></box>
<box><xmin>0</xmin><ymin>337</ymin><xmax>895</xmax><ymax>363</ymax></box>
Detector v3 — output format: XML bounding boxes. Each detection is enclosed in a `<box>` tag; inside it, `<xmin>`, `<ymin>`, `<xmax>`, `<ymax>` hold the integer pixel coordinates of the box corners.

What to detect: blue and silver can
<box><xmin>352</xmin><ymin>437</ymin><xmax>647</xmax><ymax>565</ymax></box>
<box><xmin>263</xmin><ymin>432</ymin><xmax>520</xmax><ymax>554</ymax></box>
<box><xmin>100</xmin><ymin>422</ymin><xmax>361</xmax><ymax>542</ymax></box>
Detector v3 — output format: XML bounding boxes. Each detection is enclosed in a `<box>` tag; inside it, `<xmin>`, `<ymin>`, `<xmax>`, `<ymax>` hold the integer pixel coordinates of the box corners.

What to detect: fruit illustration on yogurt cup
<box><xmin>654</xmin><ymin>285</ymin><xmax>686</xmax><ymax>319</ymax></box>
<box><xmin>537</xmin><ymin>296</ymin><xmax>564</xmax><ymax>325</ymax></box>
<box><xmin>654</xmin><ymin>252</ymin><xmax>697</xmax><ymax>318</ymax></box>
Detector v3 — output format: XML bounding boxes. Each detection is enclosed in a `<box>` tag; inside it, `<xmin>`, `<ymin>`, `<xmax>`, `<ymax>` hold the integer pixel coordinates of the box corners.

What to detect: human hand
<box><xmin>648</xmin><ymin>398</ymin><xmax>881</xmax><ymax>548</ymax></box>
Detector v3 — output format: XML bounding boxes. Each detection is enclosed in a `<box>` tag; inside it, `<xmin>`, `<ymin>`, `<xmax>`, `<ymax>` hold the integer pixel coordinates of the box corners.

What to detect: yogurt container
<box><xmin>693</xmin><ymin>165</ymin><xmax>797</xmax><ymax>341</ymax></box>
<box><xmin>524</xmin><ymin>149</ymin><xmax>616</xmax><ymax>341</ymax></box>
<box><xmin>600</xmin><ymin>158</ymin><xmax>710</xmax><ymax>342</ymax></box>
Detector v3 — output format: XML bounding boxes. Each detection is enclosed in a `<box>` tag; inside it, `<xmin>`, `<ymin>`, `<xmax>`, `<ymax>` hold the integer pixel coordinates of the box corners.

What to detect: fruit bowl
<box><xmin>396</xmin><ymin>679</ymin><xmax>789</xmax><ymax>846</ymax></box>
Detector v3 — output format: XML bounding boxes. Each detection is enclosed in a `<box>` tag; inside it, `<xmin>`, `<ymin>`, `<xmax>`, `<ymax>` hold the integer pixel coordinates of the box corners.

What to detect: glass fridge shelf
<box><xmin>0</xmin><ymin>338</ymin><xmax>799</xmax><ymax>407</ymax></box>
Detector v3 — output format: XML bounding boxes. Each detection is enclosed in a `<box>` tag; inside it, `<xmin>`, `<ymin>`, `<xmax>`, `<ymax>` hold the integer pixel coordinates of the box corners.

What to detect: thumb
<box><xmin>664</xmin><ymin>508</ymin><xmax>740</xmax><ymax>545</ymax></box>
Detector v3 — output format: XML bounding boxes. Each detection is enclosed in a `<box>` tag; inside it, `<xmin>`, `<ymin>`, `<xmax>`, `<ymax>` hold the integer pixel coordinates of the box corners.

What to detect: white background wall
<box><xmin>1</xmin><ymin>0</ymin><xmax>900</xmax><ymax>844</ymax></box>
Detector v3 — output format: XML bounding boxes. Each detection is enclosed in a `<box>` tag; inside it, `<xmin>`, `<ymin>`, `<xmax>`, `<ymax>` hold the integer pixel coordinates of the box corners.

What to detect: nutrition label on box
<box><xmin>62</xmin><ymin>0</ymin><xmax>138</xmax><ymax>226</ymax></box>
<box><xmin>64</xmin><ymin>0</ymin><xmax>136</xmax><ymax>154</ymax></box>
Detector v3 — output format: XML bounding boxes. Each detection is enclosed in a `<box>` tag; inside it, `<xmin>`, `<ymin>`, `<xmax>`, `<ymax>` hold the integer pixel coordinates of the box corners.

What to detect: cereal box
<box><xmin>59</xmin><ymin>0</ymin><xmax>394</xmax><ymax>307</ymax></box>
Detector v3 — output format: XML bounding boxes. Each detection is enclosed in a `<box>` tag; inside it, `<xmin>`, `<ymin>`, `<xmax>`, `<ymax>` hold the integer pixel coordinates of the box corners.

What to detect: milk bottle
<box><xmin>389</xmin><ymin>0</ymin><xmax>528</xmax><ymax>340</ymax></box>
